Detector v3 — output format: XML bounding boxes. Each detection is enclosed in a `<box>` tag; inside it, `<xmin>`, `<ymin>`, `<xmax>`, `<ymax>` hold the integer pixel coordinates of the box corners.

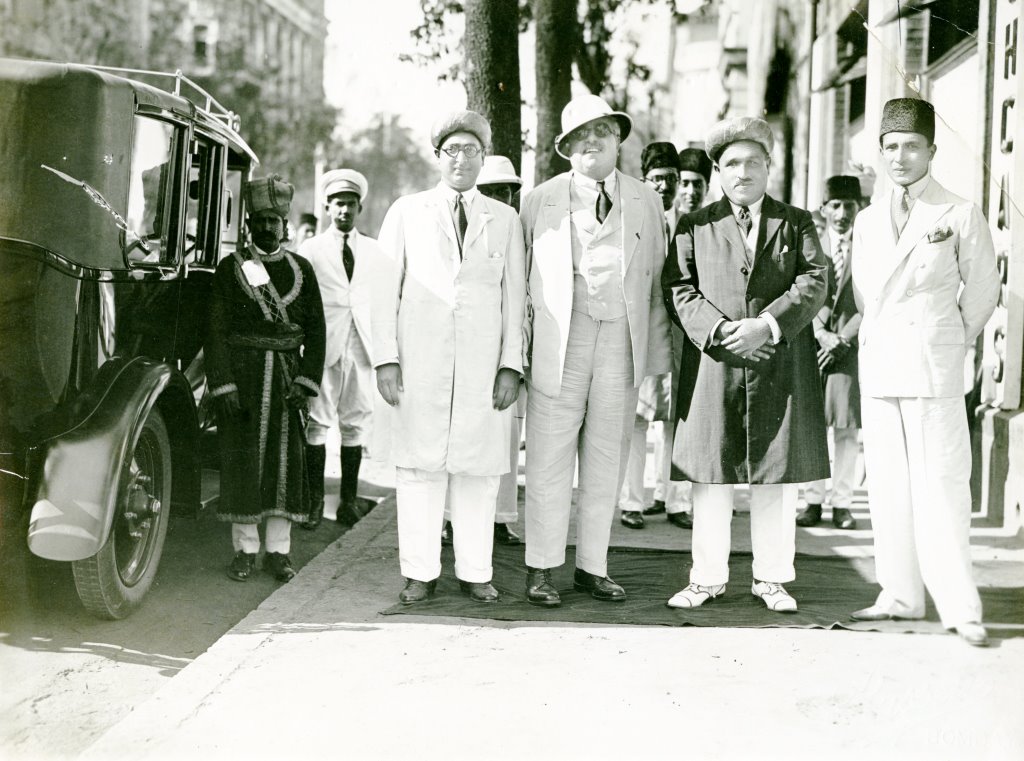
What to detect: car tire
<box><xmin>72</xmin><ymin>407</ymin><xmax>172</xmax><ymax>619</ymax></box>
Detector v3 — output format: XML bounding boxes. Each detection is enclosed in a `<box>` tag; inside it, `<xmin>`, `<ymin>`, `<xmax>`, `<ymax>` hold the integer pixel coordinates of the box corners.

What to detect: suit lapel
<box><xmin>754</xmin><ymin>195</ymin><xmax>783</xmax><ymax>269</ymax></box>
<box><xmin>431</xmin><ymin>190</ymin><xmax>457</xmax><ymax>246</ymax></box>
<box><xmin>876</xmin><ymin>181</ymin><xmax>954</xmax><ymax>287</ymax></box>
<box><xmin>709</xmin><ymin>198</ymin><xmax>748</xmax><ymax>268</ymax></box>
<box><xmin>617</xmin><ymin>171</ymin><xmax>641</xmax><ymax>272</ymax></box>
<box><xmin>462</xmin><ymin>197</ymin><xmax>492</xmax><ymax>253</ymax></box>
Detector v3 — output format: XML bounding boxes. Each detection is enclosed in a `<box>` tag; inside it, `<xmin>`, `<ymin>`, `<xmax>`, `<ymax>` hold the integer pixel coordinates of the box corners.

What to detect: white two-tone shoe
<box><xmin>751</xmin><ymin>581</ymin><xmax>798</xmax><ymax>613</ymax></box>
<box><xmin>667</xmin><ymin>583</ymin><xmax>726</xmax><ymax>609</ymax></box>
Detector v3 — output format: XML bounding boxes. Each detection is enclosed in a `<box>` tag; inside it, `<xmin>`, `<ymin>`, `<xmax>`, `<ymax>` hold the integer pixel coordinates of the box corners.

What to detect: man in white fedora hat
<box><xmin>297</xmin><ymin>168</ymin><xmax>382</xmax><ymax>530</ymax></box>
<box><xmin>519</xmin><ymin>93</ymin><xmax>672</xmax><ymax>606</ymax></box>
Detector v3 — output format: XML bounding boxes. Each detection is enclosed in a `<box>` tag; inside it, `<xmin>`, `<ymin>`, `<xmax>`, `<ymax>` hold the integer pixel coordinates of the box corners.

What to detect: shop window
<box><xmin>928</xmin><ymin>0</ymin><xmax>980</xmax><ymax>65</ymax></box>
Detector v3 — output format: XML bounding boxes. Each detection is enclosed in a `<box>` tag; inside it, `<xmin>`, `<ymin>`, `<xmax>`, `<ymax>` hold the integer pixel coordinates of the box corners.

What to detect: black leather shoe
<box><xmin>441</xmin><ymin>521</ymin><xmax>453</xmax><ymax>546</ymax></box>
<box><xmin>832</xmin><ymin>507</ymin><xmax>856</xmax><ymax>530</ymax></box>
<box><xmin>667</xmin><ymin>511</ymin><xmax>693</xmax><ymax>529</ymax></box>
<box><xmin>336</xmin><ymin>498</ymin><xmax>362</xmax><ymax>527</ymax></box>
<box><xmin>796</xmin><ymin>503</ymin><xmax>822</xmax><ymax>527</ymax></box>
<box><xmin>642</xmin><ymin>499</ymin><xmax>666</xmax><ymax>516</ymax></box>
<box><xmin>301</xmin><ymin>503</ymin><xmax>323</xmax><ymax>531</ymax></box>
<box><xmin>459</xmin><ymin>580</ymin><xmax>500</xmax><ymax>602</ymax></box>
<box><xmin>493</xmin><ymin>523</ymin><xmax>521</xmax><ymax>545</ymax></box>
<box><xmin>620</xmin><ymin>510</ymin><xmax>644</xmax><ymax>529</ymax></box>
<box><xmin>573</xmin><ymin>568</ymin><xmax>626</xmax><ymax>601</ymax></box>
<box><xmin>264</xmin><ymin>552</ymin><xmax>296</xmax><ymax>582</ymax></box>
<box><xmin>226</xmin><ymin>551</ymin><xmax>256</xmax><ymax>582</ymax></box>
<box><xmin>526</xmin><ymin>567</ymin><xmax>561</xmax><ymax>607</ymax></box>
<box><xmin>399</xmin><ymin>578</ymin><xmax>438</xmax><ymax>604</ymax></box>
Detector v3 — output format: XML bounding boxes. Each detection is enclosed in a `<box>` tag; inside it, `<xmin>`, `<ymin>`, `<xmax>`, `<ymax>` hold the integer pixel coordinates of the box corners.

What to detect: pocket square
<box><xmin>927</xmin><ymin>225</ymin><xmax>953</xmax><ymax>243</ymax></box>
<box><xmin>489</xmin><ymin>251</ymin><xmax>504</xmax><ymax>259</ymax></box>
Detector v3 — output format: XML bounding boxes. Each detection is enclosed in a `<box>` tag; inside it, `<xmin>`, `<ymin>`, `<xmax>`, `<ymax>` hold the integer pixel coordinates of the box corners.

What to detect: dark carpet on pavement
<box><xmin>381</xmin><ymin>544</ymin><xmax>1024</xmax><ymax>636</ymax></box>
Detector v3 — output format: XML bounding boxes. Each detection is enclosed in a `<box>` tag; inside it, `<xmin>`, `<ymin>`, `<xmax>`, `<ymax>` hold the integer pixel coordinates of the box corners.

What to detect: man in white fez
<box><xmin>206</xmin><ymin>174</ymin><xmax>326</xmax><ymax>583</ymax></box>
<box><xmin>520</xmin><ymin>94</ymin><xmax>672</xmax><ymax>606</ymax></box>
<box><xmin>797</xmin><ymin>175</ymin><xmax>865</xmax><ymax>531</ymax></box>
<box><xmin>850</xmin><ymin>97</ymin><xmax>999</xmax><ymax>647</ymax></box>
<box><xmin>372</xmin><ymin>111</ymin><xmax>526</xmax><ymax>605</ymax></box>
<box><xmin>298</xmin><ymin>169</ymin><xmax>382</xmax><ymax>530</ymax></box>
<box><xmin>675</xmin><ymin>147</ymin><xmax>713</xmax><ymax>214</ymax></box>
<box><xmin>662</xmin><ymin>116</ymin><xmax>829</xmax><ymax>613</ymax></box>
<box><xmin>619</xmin><ymin>141</ymin><xmax>693</xmax><ymax>532</ymax></box>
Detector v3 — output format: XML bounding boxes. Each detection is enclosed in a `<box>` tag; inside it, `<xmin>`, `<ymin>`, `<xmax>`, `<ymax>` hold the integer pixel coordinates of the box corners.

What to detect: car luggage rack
<box><xmin>82</xmin><ymin>64</ymin><xmax>241</xmax><ymax>132</ymax></box>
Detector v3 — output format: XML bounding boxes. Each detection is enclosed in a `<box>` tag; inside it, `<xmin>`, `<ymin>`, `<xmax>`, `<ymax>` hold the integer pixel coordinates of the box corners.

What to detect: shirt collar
<box><xmin>572</xmin><ymin>169</ymin><xmax>617</xmax><ymax>194</ymax></box>
<box><xmin>827</xmin><ymin>227</ymin><xmax>852</xmax><ymax>247</ymax></box>
<box><xmin>437</xmin><ymin>182</ymin><xmax>479</xmax><ymax>205</ymax></box>
<box><xmin>727</xmin><ymin>196</ymin><xmax>764</xmax><ymax>219</ymax></box>
<box><xmin>898</xmin><ymin>173</ymin><xmax>931</xmax><ymax>201</ymax></box>
<box><xmin>251</xmin><ymin>242</ymin><xmax>282</xmax><ymax>258</ymax></box>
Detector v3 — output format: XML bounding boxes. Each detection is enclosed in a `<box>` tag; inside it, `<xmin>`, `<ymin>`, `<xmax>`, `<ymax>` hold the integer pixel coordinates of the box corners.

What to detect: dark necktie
<box><xmin>894</xmin><ymin>188</ymin><xmax>911</xmax><ymax>237</ymax></box>
<box><xmin>737</xmin><ymin>205</ymin><xmax>752</xmax><ymax>237</ymax></box>
<box><xmin>455</xmin><ymin>194</ymin><xmax>468</xmax><ymax>257</ymax></box>
<box><xmin>342</xmin><ymin>233</ymin><xmax>354</xmax><ymax>281</ymax></box>
<box><xmin>596</xmin><ymin>180</ymin><xmax>612</xmax><ymax>224</ymax></box>
<box><xmin>833</xmin><ymin>238</ymin><xmax>847</xmax><ymax>287</ymax></box>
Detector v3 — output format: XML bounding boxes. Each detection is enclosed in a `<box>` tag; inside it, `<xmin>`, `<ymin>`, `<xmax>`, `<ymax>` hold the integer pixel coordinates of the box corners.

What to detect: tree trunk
<box><xmin>533</xmin><ymin>0</ymin><xmax>576</xmax><ymax>184</ymax></box>
<box><xmin>464</xmin><ymin>0</ymin><xmax>522</xmax><ymax>176</ymax></box>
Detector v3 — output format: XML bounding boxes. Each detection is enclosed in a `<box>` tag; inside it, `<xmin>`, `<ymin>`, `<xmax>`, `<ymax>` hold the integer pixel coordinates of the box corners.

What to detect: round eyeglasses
<box><xmin>438</xmin><ymin>144</ymin><xmax>482</xmax><ymax>158</ymax></box>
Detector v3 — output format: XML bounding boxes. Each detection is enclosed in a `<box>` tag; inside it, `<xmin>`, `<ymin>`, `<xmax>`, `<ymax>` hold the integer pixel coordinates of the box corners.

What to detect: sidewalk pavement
<box><xmin>81</xmin><ymin>457</ymin><xmax>1024</xmax><ymax>761</ymax></box>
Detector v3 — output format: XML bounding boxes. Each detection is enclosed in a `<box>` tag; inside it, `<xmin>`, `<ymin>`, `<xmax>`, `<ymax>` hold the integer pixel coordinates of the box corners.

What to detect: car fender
<box><xmin>27</xmin><ymin>357</ymin><xmax>188</xmax><ymax>561</ymax></box>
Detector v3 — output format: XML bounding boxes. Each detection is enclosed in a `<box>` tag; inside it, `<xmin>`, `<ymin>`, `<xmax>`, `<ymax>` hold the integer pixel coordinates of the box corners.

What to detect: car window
<box><xmin>125</xmin><ymin>116</ymin><xmax>179</xmax><ymax>266</ymax></box>
<box><xmin>185</xmin><ymin>137</ymin><xmax>223</xmax><ymax>269</ymax></box>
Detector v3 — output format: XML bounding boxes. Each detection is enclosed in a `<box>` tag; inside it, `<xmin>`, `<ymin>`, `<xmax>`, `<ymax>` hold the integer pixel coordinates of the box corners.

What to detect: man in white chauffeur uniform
<box><xmin>373</xmin><ymin>110</ymin><xmax>526</xmax><ymax>605</ymax></box>
<box><xmin>520</xmin><ymin>94</ymin><xmax>672</xmax><ymax>607</ymax></box>
<box><xmin>298</xmin><ymin>169</ymin><xmax>380</xmax><ymax>530</ymax></box>
<box><xmin>850</xmin><ymin>97</ymin><xmax>999</xmax><ymax>647</ymax></box>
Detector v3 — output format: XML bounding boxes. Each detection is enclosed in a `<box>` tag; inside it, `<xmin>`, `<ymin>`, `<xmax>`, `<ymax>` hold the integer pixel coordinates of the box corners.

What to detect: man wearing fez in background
<box><xmin>662</xmin><ymin>116</ymin><xmax>829</xmax><ymax>613</ymax></box>
<box><xmin>620</xmin><ymin>141</ymin><xmax>693</xmax><ymax>531</ymax></box>
<box><xmin>797</xmin><ymin>175</ymin><xmax>864</xmax><ymax>531</ymax></box>
<box><xmin>676</xmin><ymin>146</ymin><xmax>713</xmax><ymax>214</ymax></box>
<box><xmin>298</xmin><ymin>169</ymin><xmax>382</xmax><ymax>530</ymax></box>
<box><xmin>520</xmin><ymin>94</ymin><xmax>671</xmax><ymax>606</ymax></box>
<box><xmin>206</xmin><ymin>175</ymin><xmax>326</xmax><ymax>583</ymax></box>
<box><xmin>850</xmin><ymin>98</ymin><xmax>999</xmax><ymax>646</ymax></box>
<box><xmin>373</xmin><ymin>111</ymin><xmax>526</xmax><ymax>605</ymax></box>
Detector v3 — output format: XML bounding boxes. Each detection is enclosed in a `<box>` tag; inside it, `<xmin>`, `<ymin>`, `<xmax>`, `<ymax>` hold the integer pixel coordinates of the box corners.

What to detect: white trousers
<box><xmin>690</xmin><ymin>483</ymin><xmax>797</xmax><ymax>586</ymax></box>
<box><xmin>397</xmin><ymin>467</ymin><xmax>499</xmax><ymax>584</ymax></box>
<box><xmin>619</xmin><ymin>419</ymin><xmax>692</xmax><ymax>513</ymax></box>
<box><xmin>861</xmin><ymin>396</ymin><xmax>981</xmax><ymax>627</ymax></box>
<box><xmin>525</xmin><ymin>312</ymin><xmax>637</xmax><ymax>577</ymax></box>
<box><xmin>804</xmin><ymin>426</ymin><xmax>859</xmax><ymax>508</ymax></box>
<box><xmin>307</xmin><ymin>327</ymin><xmax>372</xmax><ymax>447</ymax></box>
<box><xmin>232</xmin><ymin>518</ymin><xmax>291</xmax><ymax>554</ymax></box>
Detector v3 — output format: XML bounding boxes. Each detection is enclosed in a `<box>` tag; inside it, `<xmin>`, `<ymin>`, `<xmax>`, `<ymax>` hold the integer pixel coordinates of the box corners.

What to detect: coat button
<box><xmin>906</xmin><ymin>289</ymin><xmax>913</xmax><ymax>296</ymax></box>
<box><xmin>740</xmin><ymin>266</ymin><xmax>749</xmax><ymax>275</ymax></box>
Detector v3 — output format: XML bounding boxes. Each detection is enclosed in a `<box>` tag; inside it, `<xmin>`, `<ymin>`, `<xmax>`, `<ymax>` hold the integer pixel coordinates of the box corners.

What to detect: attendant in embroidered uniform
<box><xmin>662</xmin><ymin>116</ymin><xmax>829</xmax><ymax>613</ymax></box>
<box><xmin>441</xmin><ymin>155</ymin><xmax>527</xmax><ymax>548</ymax></box>
<box><xmin>520</xmin><ymin>94</ymin><xmax>672</xmax><ymax>606</ymax></box>
<box><xmin>372</xmin><ymin>111</ymin><xmax>526</xmax><ymax>605</ymax></box>
<box><xmin>206</xmin><ymin>175</ymin><xmax>326</xmax><ymax>583</ymax></box>
<box><xmin>675</xmin><ymin>147</ymin><xmax>713</xmax><ymax>215</ymax></box>
<box><xmin>797</xmin><ymin>175</ymin><xmax>864</xmax><ymax>531</ymax></box>
<box><xmin>298</xmin><ymin>169</ymin><xmax>381</xmax><ymax>530</ymax></box>
<box><xmin>620</xmin><ymin>141</ymin><xmax>695</xmax><ymax>532</ymax></box>
<box><xmin>849</xmin><ymin>98</ymin><xmax>999</xmax><ymax>647</ymax></box>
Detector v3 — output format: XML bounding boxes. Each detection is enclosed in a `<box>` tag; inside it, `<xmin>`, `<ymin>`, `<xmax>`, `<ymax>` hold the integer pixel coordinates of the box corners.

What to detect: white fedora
<box><xmin>478</xmin><ymin>156</ymin><xmax>522</xmax><ymax>187</ymax></box>
<box><xmin>554</xmin><ymin>93</ymin><xmax>632</xmax><ymax>158</ymax></box>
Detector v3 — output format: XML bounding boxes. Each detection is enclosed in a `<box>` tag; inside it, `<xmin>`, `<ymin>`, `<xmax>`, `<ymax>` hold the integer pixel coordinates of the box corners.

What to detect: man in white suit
<box><xmin>850</xmin><ymin>97</ymin><xmax>1000</xmax><ymax>646</ymax></box>
<box><xmin>298</xmin><ymin>169</ymin><xmax>380</xmax><ymax>530</ymax></box>
<box><xmin>520</xmin><ymin>94</ymin><xmax>672</xmax><ymax>606</ymax></box>
<box><xmin>373</xmin><ymin>110</ymin><xmax>526</xmax><ymax>605</ymax></box>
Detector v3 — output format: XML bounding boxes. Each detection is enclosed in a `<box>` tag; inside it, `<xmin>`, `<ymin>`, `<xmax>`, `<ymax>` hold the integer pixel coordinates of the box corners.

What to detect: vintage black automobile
<box><xmin>0</xmin><ymin>58</ymin><xmax>257</xmax><ymax>618</ymax></box>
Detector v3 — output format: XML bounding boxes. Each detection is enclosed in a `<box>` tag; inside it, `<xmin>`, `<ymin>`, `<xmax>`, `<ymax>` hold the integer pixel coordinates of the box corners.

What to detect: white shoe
<box><xmin>955</xmin><ymin>622</ymin><xmax>990</xmax><ymax>647</ymax></box>
<box><xmin>667</xmin><ymin>583</ymin><xmax>726</xmax><ymax>609</ymax></box>
<box><xmin>751</xmin><ymin>581</ymin><xmax>798</xmax><ymax>612</ymax></box>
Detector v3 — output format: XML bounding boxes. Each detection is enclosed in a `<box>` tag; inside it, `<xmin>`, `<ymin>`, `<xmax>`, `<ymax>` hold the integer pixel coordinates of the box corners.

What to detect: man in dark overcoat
<box><xmin>206</xmin><ymin>175</ymin><xmax>326</xmax><ymax>583</ymax></box>
<box><xmin>797</xmin><ymin>175</ymin><xmax>864</xmax><ymax>530</ymax></box>
<box><xmin>662</xmin><ymin>116</ymin><xmax>829</xmax><ymax>613</ymax></box>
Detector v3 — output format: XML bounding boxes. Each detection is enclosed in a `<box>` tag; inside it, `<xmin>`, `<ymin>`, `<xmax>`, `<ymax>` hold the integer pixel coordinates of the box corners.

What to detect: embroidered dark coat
<box><xmin>205</xmin><ymin>247</ymin><xmax>326</xmax><ymax>523</ymax></box>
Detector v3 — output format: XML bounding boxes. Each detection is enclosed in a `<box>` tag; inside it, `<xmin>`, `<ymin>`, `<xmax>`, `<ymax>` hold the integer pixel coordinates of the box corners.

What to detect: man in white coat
<box><xmin>298</xmin><ymin>169</ymin><xmax>379</xmax><ymax>530</ymax></box>
<box><xmin>520</xmin><ymin>94</ymin><xmax>672</xmax><ymax>606</ymax></box>
<box><xmin>373</xmin><ymin>110</ymin><xmax>526</xmax><ymax>605</ymax></box>
<box><xmin>850</xmin><ymin>97</ymin><xmax>999</xmax><ymax>646</ymax></box>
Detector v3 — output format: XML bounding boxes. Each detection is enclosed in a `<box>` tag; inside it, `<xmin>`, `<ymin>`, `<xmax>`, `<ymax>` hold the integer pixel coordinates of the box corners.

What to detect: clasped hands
<box><xmin>376</xmin><ymin>363</ymin><xmax>521</xmax><ymax>411</ymax></box>
<box><xmin>816</xmin><ymin>330</ymin><xmax>851</xmax><ymax>371</ymax></box>
<box><xmin>714</xmin><ymin>318</ymin><xmax>775</xmax><ymax>362</ymax></box>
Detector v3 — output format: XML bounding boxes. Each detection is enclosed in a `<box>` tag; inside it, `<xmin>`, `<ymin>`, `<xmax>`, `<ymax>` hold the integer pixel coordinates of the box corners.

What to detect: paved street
<box><xmin>68</xmin><ymin>454</ymin><xmax>1024</xmax><ymax>761</ymax></box>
